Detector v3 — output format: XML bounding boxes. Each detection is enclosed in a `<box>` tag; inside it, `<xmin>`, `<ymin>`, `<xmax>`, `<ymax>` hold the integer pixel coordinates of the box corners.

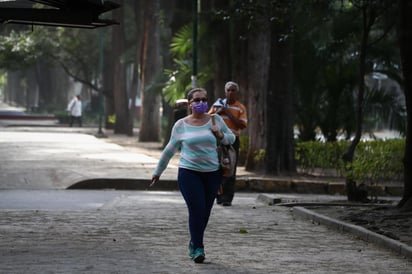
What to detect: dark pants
<box><xmin>69</xmin><ymin>115</ymin><xmax>82</xmax><ymax>127</ymax></box>
<box><xmin>177</xmin><ymin>168</ymin><xmax>222</xmax><ymax>250</ymax></box>
<box><xmin>216</xmin><ymin>136</ymin><xmax>240</xmax><ymax>204</ymax></box>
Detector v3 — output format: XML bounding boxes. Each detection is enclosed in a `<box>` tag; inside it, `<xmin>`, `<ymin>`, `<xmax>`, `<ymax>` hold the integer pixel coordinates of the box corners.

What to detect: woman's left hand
<box><xmin>211</xmin><ymin>125</ymin><xmax>223</xmax><ymax>139</ymax></box>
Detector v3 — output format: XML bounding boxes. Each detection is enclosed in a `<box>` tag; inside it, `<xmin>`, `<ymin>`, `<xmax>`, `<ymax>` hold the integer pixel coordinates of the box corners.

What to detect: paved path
<box><xmin>0</xmin><ymin>191</ymin><xmax>411</xmax><ymax>274</ymax></box>
<box><xmin>0</xmin><ymin>123</ymin><xmax>411</xmax><ymax>273</ymax></box>
<box><xmin>0</xmin><ymin>127</ymin><xmax>179</xmax><ymax>190</ymax></box>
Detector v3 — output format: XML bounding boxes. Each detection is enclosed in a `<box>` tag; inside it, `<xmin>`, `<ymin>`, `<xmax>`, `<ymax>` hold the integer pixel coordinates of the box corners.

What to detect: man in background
<box><xmin>67</xmin><ymin>95</ymin><xmax>82</xmax><ymax>127</ymax></box>
<box><xmin>209</xmin><ymin>81</ymin><xmax>248</xmax><ymax>206</ymax></box>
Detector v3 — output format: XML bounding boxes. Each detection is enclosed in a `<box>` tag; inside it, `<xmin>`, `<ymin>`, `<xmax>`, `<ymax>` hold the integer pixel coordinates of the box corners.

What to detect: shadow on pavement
<box><xmin>67</xmin><ymin>178</ymin><xmax>178</xmax><ymax>191</ymax></box>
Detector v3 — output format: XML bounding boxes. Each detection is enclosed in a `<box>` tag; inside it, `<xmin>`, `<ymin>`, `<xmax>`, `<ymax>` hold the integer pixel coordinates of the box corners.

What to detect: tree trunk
<box><xmin>266</xmin><ymin>8</ymin><xmax>296</xmax><ymax>175</ymax></box>
<box><xmin>244</xmin><ymin>19</ymin><xmax>271</xmax><ymax>172</ymax></box>
<box><xmin>209</xmin><ymin>0</ymin><xmax>231</xmax><ymax>101</ymax></box>
<box><xmin>5</xmin><ymin>71</ymin><xmax>21</xmax><ymax>106</ymax></box>
<box><xmin>103</xmin><ymin>35</ymin><xmax>115</xmax><ymax>130</ymax></box>
<box><xmin>26</xmin><ymin>67</ymin><xmax>39</xmax><ymax>111</ymax></box>
<box><xmin>232</xmin><ymin>8</ymin><xmax>249</xmax><ymax>121</ymax></box>
<box><xmin>342</xmin><ymin>4</ymin><xmax>374</xmax><ymax>202</ymax></box>
<box><xmin>342</xmin><ymin>7</ymin><xmax>369</xmax><ymax>164</ymax></box>
<box><xmin>398</xmin><ymin>0</ymin><xmax>412</xmax><ymax>211</ymax></box>
<box><xmin>139</xmin><ymin>0</ymin><xmax>162</xmax><ymax>142</ymax></box>
<box><xmin>128</xmin><ymin>0</ymin><xmax>145</xmax><ymax>137</ymax></box>
<box><xmin>112</xmin><ymin>0</ymin><xmax>129</xmax><ymax>134</ymax></box>
<box><xmin>35</xmin><ymin>62</ymin><xmax>52</xmax><ymax>110</ymax></box>
<box><xmin>160</xmin><ymin>0</ymin><xmax>190</xmax><ymax>147</ymax></box>
<box><xmin>34</xmin><ymin>62</ymin><xmax>68</xmax><ymax>112</ymax></box>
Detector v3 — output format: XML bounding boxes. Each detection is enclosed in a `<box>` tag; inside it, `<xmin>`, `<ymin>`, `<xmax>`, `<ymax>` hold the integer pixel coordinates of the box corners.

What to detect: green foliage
<box><xmin>295</xmin><ymin>141</ymin><xmax>348</xmax><ymax>173</ymax></box>
<box><xmin>108</xmin><ymin>114</ymin><xmax>116</xmax><ymax>124</ymax></box>
<box><xmin>162</xmin><ymin>23</ymin><xmax>213</xmax><ymax>106</ymax></box>
<box><xmin>53</xmin><ymin>111</ymin><xmax>70</xmax><ymax>124</ymax></box>
<box><xmin>169</xmin><ymin>24</ymin><xmax>193</xmax><ymax>59</ymax></box>
<box><xmin>239</xmin><ymin>135</ymin><xmax>249</xmax><ymax>154</ymax></box>
<box><xmin>163</xmin><ymin>24</ymin><xmax>195</xmax><ymax>104</ymax></box>
<box><xmin>253</xmin><ymin>149</ymin><xmax>266</xmax><ymax>162</ymax></box>
<box><xmin>54</xmin><ymin>27</ymin><xmax>102</xmax><ymax>81</ymax></box>
<box><xmin>296</xmin><ymin>139</ymin><xmax>405</xmax><ymax>184</ymax></box>
<box><xmin>0</xmin><ymin>74</ymin><xmax>6</xmax><ymax>96</ymax></box>
<box><xmin>238</xmin><ymin>228</ymin><xmax>248</xmax><ymax>234</ymax></box>
<box><xmin>362</xmin><ymin>86</ymin><xmax>406</xmax><ymax>135</ymax></box>
<box><xmin>0</xmin><ymin>27</ymin><xmax>101</xmax><ymax>83</ymax></box>
<box><xmin>345</xmin><ymin>139</ymin><xmax>404</xmax><ymax>184</ymax></box>
<box><xmin>293</xmin><ymin>0</ymin><xmax>403</xmax><ymax>142</ymax></box>
<box><xmin>293</xmin><ymin>1</ymin><xmax>359</xmax><ymax>142</ymax></box>
<box><xmin>0</xmin><ymin>30</ymin><xmax>50</xmax><ymax>70</ymax></box>
<box><xmin>54</xmin><ymin>110</ymin><xmax>100</xmax><ymax>126</ymax></box>
<box><xmin>163</xmin><ymin>62</ymin><xmax>193</xmax><ymax>104</ymax></box>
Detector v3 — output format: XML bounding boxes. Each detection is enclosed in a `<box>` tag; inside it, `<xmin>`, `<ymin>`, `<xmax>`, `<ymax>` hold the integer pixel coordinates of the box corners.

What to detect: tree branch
<box><xmin>57</xmin><ymin>60</ymin><xmax>102</xmax><ymax>93</ymax></box>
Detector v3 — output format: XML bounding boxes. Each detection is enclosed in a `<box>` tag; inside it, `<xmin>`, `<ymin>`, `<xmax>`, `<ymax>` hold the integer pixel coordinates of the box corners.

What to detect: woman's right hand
<box><xmin>150</xmin><ymin>175</ymin><xmax>160</xmax><ymax>187</ymax></box>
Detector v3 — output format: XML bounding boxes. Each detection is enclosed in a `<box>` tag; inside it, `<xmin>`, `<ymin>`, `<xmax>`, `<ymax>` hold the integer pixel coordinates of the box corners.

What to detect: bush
<box><xmin>54</xmin><ymin>110</ymin><xmax>100</xmax><ymax>126</ymax></box>
<box><xmin>296</xmin><ymin>139</ymin><xmax>404</xmax><ymax>183</ymax></box>
<box><xmin>346</xmin><ymin>139</ymin><xmax>404</xmax><ymax>184</ymax></box>
<box><xmin>238</xmin><ymin>135</ymin><xmax>249</xmax><ymax>166</ymax></box>
<box><xmin>54</xmin><ymin>111</ymin><xmax>70</xmax><ymax>124</ymax></box>
<box><xmin>295</xmin><ymin>141</ymin><xmax>348</xmax><ymax>174</ymax></box>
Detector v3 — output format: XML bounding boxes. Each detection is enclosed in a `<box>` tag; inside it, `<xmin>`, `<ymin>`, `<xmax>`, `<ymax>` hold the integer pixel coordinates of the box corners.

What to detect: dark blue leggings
<box><xmin>178</xmin><ymin>168</ymin><xmax>222</xmax><ymax>250</ymax></box>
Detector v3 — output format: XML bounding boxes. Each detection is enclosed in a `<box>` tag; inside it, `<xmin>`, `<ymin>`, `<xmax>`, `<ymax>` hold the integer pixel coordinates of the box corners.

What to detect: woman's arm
<box><xmin>216</xmin><ymin>115</ymin><xmax>235</xmax><ymax>145</ymax></box>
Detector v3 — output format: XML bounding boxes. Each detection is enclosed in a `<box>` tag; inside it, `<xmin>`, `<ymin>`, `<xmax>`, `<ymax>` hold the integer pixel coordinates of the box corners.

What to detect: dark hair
<box><xmin>186</xmin><ymin>88</ymin><xmax>207</xmax><ymax>101</ymax></box>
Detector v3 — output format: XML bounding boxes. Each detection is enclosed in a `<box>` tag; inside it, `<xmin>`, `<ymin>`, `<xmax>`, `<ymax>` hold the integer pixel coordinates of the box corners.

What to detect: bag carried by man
<box><xmin>211</xmin><ymin>115</ymin><xmax>237</xmax><ymax>177</ymax></box>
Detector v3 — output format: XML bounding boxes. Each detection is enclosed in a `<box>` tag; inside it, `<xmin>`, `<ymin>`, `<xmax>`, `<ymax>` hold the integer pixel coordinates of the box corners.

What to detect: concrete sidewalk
<box><xmin>0</xmin><ymin>126</ymin><xmax>411</xmax><ymax>272</ymax></box>
<box><xmin>0</xmin><ymin>126</ymin><xmax>181</xmax><ymax>190</ymax></box>
<box><xmin>0</xmin><ymin>190</ymin><xmax>410</xmax><ymax>274</ymax></box>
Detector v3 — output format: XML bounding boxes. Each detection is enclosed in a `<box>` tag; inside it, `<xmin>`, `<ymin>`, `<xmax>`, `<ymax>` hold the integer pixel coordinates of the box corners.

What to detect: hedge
<box><xmin>295</xmin><ymin>139</ymin><xmax>404</xmax><ymax>184</ymax></box>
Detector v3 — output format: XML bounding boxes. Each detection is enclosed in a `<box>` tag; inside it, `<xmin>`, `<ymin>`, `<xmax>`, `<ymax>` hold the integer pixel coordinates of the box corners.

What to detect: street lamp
<box><xmin>192</xmin><ymin>0</ymin><xmax>198</xmax><ymax>88</ymax></box>
<box><xmin>96</xmin><ymin>28</ymin><xmax>106</xmax><ymax>138</ymax></box>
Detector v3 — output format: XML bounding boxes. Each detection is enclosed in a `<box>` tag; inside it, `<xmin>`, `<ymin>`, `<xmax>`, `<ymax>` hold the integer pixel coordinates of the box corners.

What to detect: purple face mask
<box><xmin>192</xmin><ymin>101</ymin><xmax>209</xmax><ymax>114</ymax></box>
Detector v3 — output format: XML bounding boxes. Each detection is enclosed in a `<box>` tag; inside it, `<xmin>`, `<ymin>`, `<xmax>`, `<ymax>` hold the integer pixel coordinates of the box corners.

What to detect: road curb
<box><xmin>67</xmin><ymin>178</ymin><xmax>178</xmax><ymax>190</ymax></box>
<box><xmin>292</xmin><ymin>206</ymin><xmax>412</xmax><ymax>260</ymax></box>
<box><xmin>236</xmin><ymin>177</ymin><xmax>403</xmax><ymax>196</ymax></box>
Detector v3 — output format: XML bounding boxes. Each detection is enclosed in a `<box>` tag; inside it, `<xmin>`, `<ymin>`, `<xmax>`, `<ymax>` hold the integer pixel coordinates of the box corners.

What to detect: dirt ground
<box><xmin>307</xmin><ymin>202</ymin><xmax>412</xmax><ymax>247</ymax></box>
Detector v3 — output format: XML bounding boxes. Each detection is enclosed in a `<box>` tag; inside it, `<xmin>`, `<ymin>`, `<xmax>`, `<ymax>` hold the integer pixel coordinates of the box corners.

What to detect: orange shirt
<box><xmin>209</xmin><ymin>100</ymin><xmax>248</xmax><ymax>136</ymax></box>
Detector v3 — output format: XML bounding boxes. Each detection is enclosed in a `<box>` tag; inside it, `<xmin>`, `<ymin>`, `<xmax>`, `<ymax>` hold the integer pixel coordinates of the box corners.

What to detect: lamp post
<box><xmin>96</xmin><ymin>28</ymin><xmax>106</xmax><ymax>138</ymax></box>
<box><xmin>192</xmin><ymin>0</ymin><xmax>198</xmax><ymax>88</ymax></box>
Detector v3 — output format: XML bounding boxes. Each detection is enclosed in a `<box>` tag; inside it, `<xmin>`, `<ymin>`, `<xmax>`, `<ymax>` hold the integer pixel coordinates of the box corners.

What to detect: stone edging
<box><xmin>292</xmin><ymin>206</ymin><xmax>412</xmax><ymax>260</ymax></box>
<box><xmin>236</xmin><ymin>177</ymin><xmax>403</xmax><ymax>196</ymax></box>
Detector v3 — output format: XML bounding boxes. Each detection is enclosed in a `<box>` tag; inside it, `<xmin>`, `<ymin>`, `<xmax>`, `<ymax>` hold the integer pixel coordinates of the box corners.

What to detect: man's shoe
<box><xmin>222</xmin><ymin>202</ymin><xmax>232</xmax><ymax>206</ymax></box>
<box><xmin>192</xmin><ymin>248</ymin><xmax>205</xmax><ymax>263</ymax></box>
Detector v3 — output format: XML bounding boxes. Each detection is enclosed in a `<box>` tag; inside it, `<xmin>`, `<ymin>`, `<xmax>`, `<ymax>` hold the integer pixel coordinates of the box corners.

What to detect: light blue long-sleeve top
<box><xmin>153</xmin><ymin>114</ymin><xmax>235</xmax><ymax>176</ymax></box>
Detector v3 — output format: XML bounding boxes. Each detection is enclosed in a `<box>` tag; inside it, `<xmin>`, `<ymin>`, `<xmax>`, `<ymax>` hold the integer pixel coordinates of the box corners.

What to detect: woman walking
<box><xmin>151</xmin><ymin>87</ymin><xmax>235</xmax><ymax>263</ymax></box>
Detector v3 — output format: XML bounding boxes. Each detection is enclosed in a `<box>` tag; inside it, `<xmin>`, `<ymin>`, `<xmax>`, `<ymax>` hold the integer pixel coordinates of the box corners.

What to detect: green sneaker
<box><xmin>192</xmin><ymin>248</ymin><xmax>205</xmax><ymax>263</ymax></box>
<box><xmin>188</xmin><ymin>242</ymin><xmax>195</xmax><ymax>259</ymax></box>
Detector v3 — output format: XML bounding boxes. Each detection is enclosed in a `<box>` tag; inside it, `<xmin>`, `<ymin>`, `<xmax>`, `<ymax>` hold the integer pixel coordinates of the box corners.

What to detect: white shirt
<box><xmin>67</xmin><ymin>97</ymin><xmax>82</xmax><ymax>117</ymax></box>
